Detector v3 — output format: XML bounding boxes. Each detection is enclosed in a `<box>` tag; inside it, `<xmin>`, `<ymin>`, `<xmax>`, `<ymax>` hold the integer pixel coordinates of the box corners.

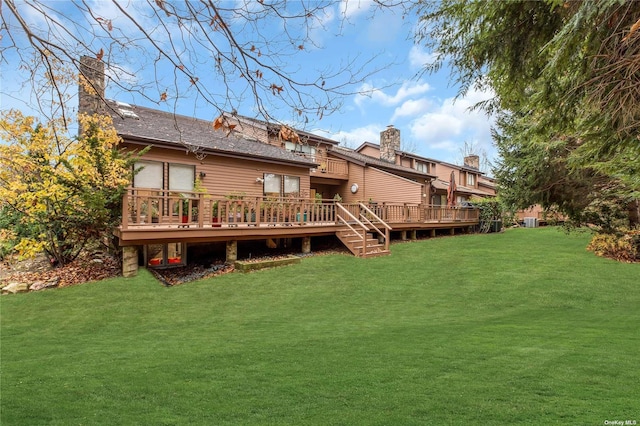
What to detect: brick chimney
<box><xmin>78</xmin><ymin>55</ymin><xmax>106</xmax><ymax>115</ymax></box>
<box><xmin>464</xmin><ymin>155</ymin><xmax>480</xmax><ymax>170</ymax></box>
<box><xmin>380</xmin><ymin>125</ymin><xmax>400</xmax><ymax>163</ymax></box>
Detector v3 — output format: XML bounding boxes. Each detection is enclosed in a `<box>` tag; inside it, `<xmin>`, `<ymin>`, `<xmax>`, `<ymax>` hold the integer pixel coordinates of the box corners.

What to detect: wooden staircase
<box><xmin>335</xmin><ymin>203</ymin><xmax>392</xmax><ymax>258</ymax></box>
<box><xmin>335</xmin><ymin>228</ymin><xmax>390</xmax><ymax>257</ymax></box>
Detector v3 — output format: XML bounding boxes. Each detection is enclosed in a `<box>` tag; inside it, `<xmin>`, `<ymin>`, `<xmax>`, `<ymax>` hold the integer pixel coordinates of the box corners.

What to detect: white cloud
<box><xmin>409</xmin><ymin>45</ymin><xmax>439</xmax><ymax>69</ymax></box>
<box><xmin>391</xmin><ymin>98</ymin><xmax>431</xmax><ymax>122</ymax></box>
<box><xmin>340</xmin><ymin>0</ymin><xmax>375</xmax><ymax>19</ymax></box>
<box><xmin>355</xmin><ymin>80</ymin><xmax>431</xmax><ymax>108</ymax></box>
<box><xmin>314</xmin><ymin>123</ymin><xmax>381</xmax><ymax>149</ymax></box>
<box><xmin>405</xmin><ymin>87</ymin><xmax>496</xmax><ymax>162</ymax></box>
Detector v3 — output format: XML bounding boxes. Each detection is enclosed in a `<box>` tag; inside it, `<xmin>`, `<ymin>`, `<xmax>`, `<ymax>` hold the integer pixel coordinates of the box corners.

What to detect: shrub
<box><xmin>587</xmin><ymin>229</ymin><xmax>640</xmax><ymax>262</ymax></box>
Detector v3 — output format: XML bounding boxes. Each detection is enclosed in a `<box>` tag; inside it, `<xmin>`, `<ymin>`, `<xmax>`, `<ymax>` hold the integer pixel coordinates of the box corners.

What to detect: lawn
<box><xmin>1</xmin><ymin>227</ymin><xmax>639</xmax><ymax>425</ymax></box>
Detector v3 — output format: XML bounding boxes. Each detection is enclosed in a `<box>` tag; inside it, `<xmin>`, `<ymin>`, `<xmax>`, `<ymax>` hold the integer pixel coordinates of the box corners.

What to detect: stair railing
<box><xmin>358</xmin><ymin>203</ymin><xmax>391</xmax><ymax>252</ymax></box>
<box><xmin>335</xmin><ymin>202</ymin><xmax>368</xmax><ymax>256</ymax></box>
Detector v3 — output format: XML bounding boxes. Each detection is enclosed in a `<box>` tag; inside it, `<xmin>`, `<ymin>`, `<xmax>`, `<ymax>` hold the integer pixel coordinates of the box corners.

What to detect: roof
<box><xmin>431</xmin><ymin>178</ymin><xmax>495</xmax><ymax>197</ymax></box>
<box><xmin>330</xmin><ymin>146</ymin><xmax>436</xmax><ymax>180</ymax></box>
<box><xmin>106</xmin><ymin>100</ymin><xmax>316</xmax><ymax>168</ymax></box>
<box><xmin>222</xmin><ymin>112</ymin><xmax>339</xmax><ymax>146</ymax></box>
<box><xmin>355</xmin><ymin>141</ymin><xmax>483</xmax><ymax>174</ymax></box>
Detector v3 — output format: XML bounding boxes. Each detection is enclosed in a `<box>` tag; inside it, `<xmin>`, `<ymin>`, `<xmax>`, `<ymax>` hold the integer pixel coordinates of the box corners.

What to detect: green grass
<box><xmin>1</xmin><ymin>227</ymin><xmax>639</xmax><ymax>425</ymax></box>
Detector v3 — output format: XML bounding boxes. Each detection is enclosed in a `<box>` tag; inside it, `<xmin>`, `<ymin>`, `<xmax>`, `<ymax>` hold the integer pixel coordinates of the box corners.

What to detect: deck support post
<box><xmin>410</xmin><ymin>230</ymin><xmax>417</xmax><ymax>240</ymax></box>
<box><xmin>401</xmin><ymin>230</ymin><xmax>407</xmax><ymax>241</ymax></box>
<box><xmin>450</xmin><ymin>228</ymin><xmax>455</xmax><ymax>236</ymax></box>
<box><xmin>301</xmin><ymin>236</ymin><xmax>311</xmax><ymax>254</ymax></box>
<box><xmin>122</xmin><ymin>246</ymin><xmax>139</xmax><ymax>278</ymax></box>
<box><xmin>226</xmin><ymin>240</ymin><xmax>238</xmax><ymax>263</ymax></box>
<box><xmin>430</xmin><ymin>229</ymin><xmax>436</xmax><ymax>238</ymax></box>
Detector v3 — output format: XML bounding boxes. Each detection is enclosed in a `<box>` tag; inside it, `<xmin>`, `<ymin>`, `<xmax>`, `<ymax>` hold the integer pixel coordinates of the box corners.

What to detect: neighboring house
<box><xmin>223</xmin><ymin>118</ymin><xmax>436</xmax><ymax>205</ymax></box>
<box><xmin>354</xmin><ymin>130</ymin><xmax>496</xmax><ymax>206</ymax></box>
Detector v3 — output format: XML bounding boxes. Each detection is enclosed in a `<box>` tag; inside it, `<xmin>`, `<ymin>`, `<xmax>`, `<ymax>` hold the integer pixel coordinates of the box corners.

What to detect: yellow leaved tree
<box><xmin>0</xmin><ymin>110</ymin><xmax>138</xmax><ymax>265</ymax></box>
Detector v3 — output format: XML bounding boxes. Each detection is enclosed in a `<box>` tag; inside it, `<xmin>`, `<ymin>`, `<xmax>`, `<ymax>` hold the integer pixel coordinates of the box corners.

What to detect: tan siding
<box><xmin>124</xmin><ymin>143</ymin><xmax>311</xmax><ymax>198</ymax></box>
<box><xmin>399</xmin><ymin>157</ymin><xmax>412</xmax><ymax>168</ymax></box>
<box><xmin>342</xmin><ymin>162</ymin><xmax>366</xmax><ymax>203</ymax></box>
<box><xmin>364</xmin><ymin>168</ymin><xmax>422</xmax><ymax>203</ymax></box>
<box><xmin>358</xmin><ymin>145</ymin><xmax>380</xmax><ymax>158</ymax></box>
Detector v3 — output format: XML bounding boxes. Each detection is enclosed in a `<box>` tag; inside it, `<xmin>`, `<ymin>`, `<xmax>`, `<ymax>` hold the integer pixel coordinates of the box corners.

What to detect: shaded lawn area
<box><xmin>1</xmin><ymin>227</ymin><xmax>639</xmax><ymax>425</ymax></box>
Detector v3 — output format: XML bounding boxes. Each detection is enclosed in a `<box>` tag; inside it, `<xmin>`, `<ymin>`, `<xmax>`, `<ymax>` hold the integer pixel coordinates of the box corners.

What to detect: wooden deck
<box><xmin>115</xmin><ymin>190</ymin><xmax>479</xmax><ymax>246</ymax></box>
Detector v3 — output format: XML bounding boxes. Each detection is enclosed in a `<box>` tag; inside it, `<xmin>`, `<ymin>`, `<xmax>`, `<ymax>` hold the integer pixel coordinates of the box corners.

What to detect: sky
<box><xmin>0</xmin><ymin>0</ymin><xmax>496</xmax><ymax>172</ymax></box>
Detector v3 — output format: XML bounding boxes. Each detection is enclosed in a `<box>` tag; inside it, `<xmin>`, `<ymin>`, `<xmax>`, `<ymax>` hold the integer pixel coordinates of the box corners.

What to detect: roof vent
<box><xmin>117</xmin><ymin>107</ymin><xmax>139</xmax><ymax>119</ymax></box>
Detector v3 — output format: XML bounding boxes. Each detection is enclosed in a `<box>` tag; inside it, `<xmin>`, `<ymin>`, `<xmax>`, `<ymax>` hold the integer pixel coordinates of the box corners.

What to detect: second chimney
<box><xmin>464</xmin><ymin>155</ymin><xmax>480</xmax><ymax>170</ymax></box>
<box><xmin>380</xmin><ymin>125</ymin><xmax>400</xmax><ymax>163</ymax></box>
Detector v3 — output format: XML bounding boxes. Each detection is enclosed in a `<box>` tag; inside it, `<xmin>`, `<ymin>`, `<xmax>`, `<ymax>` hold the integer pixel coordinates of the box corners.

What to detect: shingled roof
<box><xmin>106</xmin><ymin>100</ymin><xmax>315</xmax><ymax>168</ymax></box>
<box><xmin>330</xmin><ymin>146</ymin><xmax>436</xmax><ymax>180</ymax></box>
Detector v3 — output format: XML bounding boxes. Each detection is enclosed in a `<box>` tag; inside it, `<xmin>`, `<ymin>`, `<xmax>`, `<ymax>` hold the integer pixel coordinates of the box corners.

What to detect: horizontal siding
<box><xmin>358</xmin><ymin>145</ymin><xmax>380</xmax><ymax>158</ymax></box>
<box><xmin>124</xmin><ymin>143</ymin><xmax>311</xmax><ymax>198</ymax></box>
<box><xmin>365</xmin><ymin>168</ymin><xmax>422</xmax><ymax>204</ymax></box>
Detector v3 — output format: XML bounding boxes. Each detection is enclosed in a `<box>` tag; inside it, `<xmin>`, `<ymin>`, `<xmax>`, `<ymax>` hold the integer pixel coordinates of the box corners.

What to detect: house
<box><xmin>354</xmin><ymin>133</ymin><xmax>496</xmax><ymax>206</ymax></box>
<box><xmin>78</xmin><ymin>56</ymin><xmax>481</xmax><ymax>278</ymax></box>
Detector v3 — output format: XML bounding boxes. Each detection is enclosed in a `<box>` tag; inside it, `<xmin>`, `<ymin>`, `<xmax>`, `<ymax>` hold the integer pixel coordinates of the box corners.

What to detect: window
<box><xmin>169</xmin><ymin>163</ymin><xmax>195</xmax><ymax>192</ymax></box>
<box><xmin>284</xmin><ymin>176</ymin><xmax>300</xmax><ymax>195</ymax></box>
<box><xmin>415</xmin><ymin>162</ymin><xmax>428</xmax><ymax>173</ymax></box>
<box><xmin>133</xmin><ymin>160</ymin><xmax>163</xmax><ymax>189</ymax></box>
<box><xmin>264</xmin><ymin>173</ymin><xmax>282</xmax><ymax>197</ymax></box>
<box><xmin>264</xmin><ymin>173</ymin><xmax>300</xmax><ymax>197</ymax></box>
<box><xmin>467</xmin><ymin>173</ymin><xmax>476</xmax><ymax>186</ymax></box>
<box><xmin>285</xmin><ymin>142</ymin><xmax>316</xmax><ymax>158</ymax></box>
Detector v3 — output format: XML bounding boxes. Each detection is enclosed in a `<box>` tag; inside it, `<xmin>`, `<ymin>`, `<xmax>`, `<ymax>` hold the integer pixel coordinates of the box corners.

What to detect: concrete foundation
<box><xmin>122</xmin><ymin>246</ymin><xmax>139</xmax><ymax>278</ymax></box>
<box><xmin>226</xmin><ymin>240</ymin><xmax>238</xmax><ymax>263</ymax></box>
<box><xmin>301</xmin><ymin>236</ymin><xmax>311</xmax><ymax>254</ymax></box>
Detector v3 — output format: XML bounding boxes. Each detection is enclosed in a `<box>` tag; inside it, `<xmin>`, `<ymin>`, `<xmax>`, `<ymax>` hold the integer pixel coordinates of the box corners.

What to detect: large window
<box><xmin>264</xmin><ymin>173</ymin><xmax>282</xmax><ymax>197</ymax></box>
<box><xmin>284</xmin><ymin>175</ymin><xmax>300</xmax><ymax>195</ymax></box>
<box><xmin>169</xmin><ymin>163</ymin><xmax>195</xmax><ymax>192</ymax></box>
<box><xmin>415</xmin><ymin>162</ymin><xmax>428</xmax><ymax>173</ymax></box>
<box><xmin>264</xmin><ymin>173</ymin><xmax>300</xmax><ymax>197</ymax></box>
<box><xmin>467</xmin><ymin>173</ymin><xmax>476</xmax><ymax>187</ymax></box>
<box><xmin>133</xmin><ymin>160</ymin><xmax>163</xmax><ymax>189</ymax></box>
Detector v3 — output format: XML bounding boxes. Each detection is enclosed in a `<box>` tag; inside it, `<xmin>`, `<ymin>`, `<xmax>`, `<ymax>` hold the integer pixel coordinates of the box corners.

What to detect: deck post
<box><xmin>301</xmin><ymin>236</ymin><xmax>311</xmax><ymax>254</ymax></box>
<box><xmin>450</xmin><ymin>228</ymin><xmax>455</xmax><ymax>236</ymax></box>
<box><xmin>226</xmin><ymin>240</ymin><xmax>238</xmax><ymax>263</ymax></box>
<box><xmin>122</xmin><ymin>246</ymin><xmax>138</xmax><ymax>278</ymax></box>
<box><xmin>410</xmin><ymin>230</ymin><xmax>417</xmax><ymax>240</ymax></box>
<box><xmin>401</xmin><ymin>230</ymin><xmax>407</xmax><ymax>241</ymax></box>
<box><xmin>430</xmin><ymin>229</ymin><xmax>436</xmax><ymax>238</ymax></box>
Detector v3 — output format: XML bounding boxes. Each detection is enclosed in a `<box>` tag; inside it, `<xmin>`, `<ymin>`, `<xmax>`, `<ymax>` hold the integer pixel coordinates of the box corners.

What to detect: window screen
<box><xmin>284</xmin><ymin>176</ymin><xmax>300</xmax><ymax>195</ymax></box>
<box><xmin>264</xmin><ymin>173</ymin><xmax>281</xmax><ymax>196</ymax></box>
<box><xmin>133</xmin><ymin>161</ymin><xmax>163</xmax><ymax>189</ymax></box>
<box><xmin>169</xmin><ymin>163</ymin><xmax>195</xmax><ymax>191</ymax></box>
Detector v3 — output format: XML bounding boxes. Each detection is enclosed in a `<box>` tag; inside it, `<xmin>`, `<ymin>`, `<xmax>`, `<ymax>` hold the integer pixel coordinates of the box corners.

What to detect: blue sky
<box><xmin>1</xmin><ymin>0</ymin><xmax>496</xmax><ymax>170</ymax></box>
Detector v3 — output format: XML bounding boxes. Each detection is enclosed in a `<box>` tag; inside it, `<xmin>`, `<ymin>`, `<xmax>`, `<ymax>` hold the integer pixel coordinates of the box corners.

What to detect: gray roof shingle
<box><xmin>106</xmin><ymin>101</ymin><xmax>315</xmax><ymax>167</ymax></box>
<box><xmin>331</xmin><ymin>146</ymin><xmax>436</xmax><ymax>179</ymax></box>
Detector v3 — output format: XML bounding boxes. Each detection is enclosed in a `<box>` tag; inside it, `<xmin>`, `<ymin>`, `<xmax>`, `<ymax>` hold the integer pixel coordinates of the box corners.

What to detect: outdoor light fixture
<box><xmin>256</xmin><ymin>177</ymin><xmax>265</xmax><ymax>183</ymax></box>
<box><xmin>350</xmin><ymin>183</ymin><xmax>359</xmax><ymax>194</ymax></box>
<box><xmin>199</xmin><ymin>171</ymin><xmax>206</xmax><ymax>179</ymax></box>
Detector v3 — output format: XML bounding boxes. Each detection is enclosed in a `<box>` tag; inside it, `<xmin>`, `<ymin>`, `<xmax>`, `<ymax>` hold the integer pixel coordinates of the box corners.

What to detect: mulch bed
<box><xmin>1</xmin><ymin>253</ymin><xmax>121</xmax><ymax>289</ymax></box>
<box><xmin>1</xmin><ymin>247</ymin><xmax>350</xmax><ymax>291</ymax></box>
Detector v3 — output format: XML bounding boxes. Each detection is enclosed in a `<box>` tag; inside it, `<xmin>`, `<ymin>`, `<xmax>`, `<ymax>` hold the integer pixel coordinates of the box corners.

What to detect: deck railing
<box><xmin>121</xmin><ymin>190</ymin><xmax>478</xmax><ymax>230</ymax></box>
<box><xmin>294</xmin><ymin>153</ymin><xmax>349</xmax><ymax>176</ymax></box>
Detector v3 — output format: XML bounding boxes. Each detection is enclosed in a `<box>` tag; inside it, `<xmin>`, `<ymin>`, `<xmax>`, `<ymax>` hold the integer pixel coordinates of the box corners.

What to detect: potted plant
<box><xmin>212</xmin><ymin>201</ymin><xmax>221</xmax><ymax>227</ymax></box>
